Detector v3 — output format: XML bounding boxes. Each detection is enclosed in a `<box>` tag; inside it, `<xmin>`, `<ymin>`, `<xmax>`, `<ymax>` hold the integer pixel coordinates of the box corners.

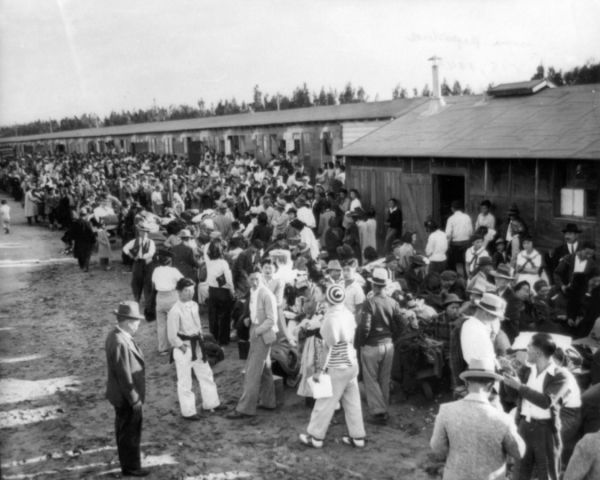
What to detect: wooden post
<box><xmin>483</xmin><ymin>158</ymin><xmax>488</xmax><ymax>194</ymax></box>
<box><xmin>534</xmin><ymin>158</ymin><xmax>539</xmax><ymax>224</ymax></box>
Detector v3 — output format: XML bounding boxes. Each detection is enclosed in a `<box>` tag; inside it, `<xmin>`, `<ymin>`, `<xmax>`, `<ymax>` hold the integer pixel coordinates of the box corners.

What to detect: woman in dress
<box><xmin>296</xmin><ymin>281</ymin><xmax>328</xmax><ymax>403</ymax></box>
<box><xmin>515</xmin><ymin>234</ymin><xmax>543</xmax><ymax>289</ymax></box>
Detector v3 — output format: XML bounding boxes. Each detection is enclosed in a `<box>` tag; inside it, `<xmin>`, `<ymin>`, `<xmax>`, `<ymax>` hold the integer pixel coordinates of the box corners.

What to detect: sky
<box><xmin>1</xmin><ymin>0</ymin><xmax>599</xmax><ymax>126</ymax></box>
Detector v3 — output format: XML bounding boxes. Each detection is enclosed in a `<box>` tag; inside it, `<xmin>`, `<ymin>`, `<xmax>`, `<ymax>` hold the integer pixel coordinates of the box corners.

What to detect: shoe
<box><xmin>226</xmin><ymin>411</ymin><xmax>253</xmax><ymax>420</ymax></box>
<box><xmin>342</xmin><ymin>436</ymin><xmax>366</xmax><ymax>448</ymax></box>
<box><xmin>121</xmin><ymin>468</ymin><xmax>150</xmax><ymax>477</ymax></box>
<box><xmin>203</xmin><ymin>404</ymin><xmax>228</xmax><ymax>413</ymax></box>
<box><xmin>299</xmin><ymin>433</ymin><xmax>323</xmax><ymax>449</ymax></box>
<box><xmin>182</xmin><ymin>414</ymin><xmax>202</xmax><ymax>421</ymax></box>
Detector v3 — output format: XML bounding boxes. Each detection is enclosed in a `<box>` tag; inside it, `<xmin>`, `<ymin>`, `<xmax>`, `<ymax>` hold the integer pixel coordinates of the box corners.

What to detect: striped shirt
<box><xmin>327</xmin><ymin>342</ymin><xmax>354</xmax><ymax>368</ymax></box>
<box><xmin>320</xmin><ymin>304</ymin><xmax>357</xmax><ymax>369</ymax></box>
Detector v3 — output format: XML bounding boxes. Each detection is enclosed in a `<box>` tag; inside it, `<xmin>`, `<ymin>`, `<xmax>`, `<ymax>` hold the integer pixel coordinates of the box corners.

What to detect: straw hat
<box><xmin>475</xmin><ymin>293</ymin><xmax>507</xmax><ymax>318</ymax></box>
<box><xmin>459</xmin><ymin>358</ymin><xmax>503</xmax><ymax>382</ymax></box>
<box><xmin>113</xmin><ymin>301</ymin><xmax>144</xmax><ymax>321</ymax></box>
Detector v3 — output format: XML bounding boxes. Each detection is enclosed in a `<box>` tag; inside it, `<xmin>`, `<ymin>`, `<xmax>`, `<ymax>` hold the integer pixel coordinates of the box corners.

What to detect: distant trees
<box><xmin>531</xmin><ymin>61</ymin><xmax>600</xmax><ymax>86</ymax></box>
<box><xmin>4</xmin><ymin>60</ymin><xmax>599</xmax><ymax>137</ymax></box>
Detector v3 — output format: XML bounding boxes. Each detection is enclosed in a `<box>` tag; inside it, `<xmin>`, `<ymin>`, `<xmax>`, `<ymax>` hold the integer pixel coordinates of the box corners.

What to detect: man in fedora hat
<box><xmin>490</xmin><ymin>264</ymin><xmax>523</xmax><ymax>343</ymax></box>
<box><xmin>460</xmin><ymin>293</ymin><xmax>506</xmax><ymax>371</ymax></box>
<box><xmin>357</xmin><ymin>267</ymin><xmax>408</xmax><ymax>425</ymax></box>
<box><xmin>554</xmin><ymin>241</ymin><xmax>600</xmax><ymax>333</ymax></box>
<box><xmin>430</xmin><ymin>358</ymin><xmax>525</xmax><ymax>480</ymax></box>
<box><xmin>549</xmin><ymin>223</ymin><xmax>582</xmax><ymax>274</ymax></box>
<box><xmin>123</xmin><ymin>223</ymin><xmax>156</xmax><ymax>303</ymax></box>
<box><xmin>105</xmin><ymin>302</ymin><xmax>149</xmax><ymax>477</ymax></box>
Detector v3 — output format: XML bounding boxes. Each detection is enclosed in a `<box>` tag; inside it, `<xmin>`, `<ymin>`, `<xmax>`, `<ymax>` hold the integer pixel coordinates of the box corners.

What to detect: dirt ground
<box><xmin>0</xmin><ymin>194</ymin><xmax>444</xmax><ymax>480</ymax></box>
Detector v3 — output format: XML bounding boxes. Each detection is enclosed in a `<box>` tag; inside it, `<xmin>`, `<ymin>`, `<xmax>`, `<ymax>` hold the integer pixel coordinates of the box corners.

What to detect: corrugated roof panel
<box><xmin>339</xmin><ymin>84</ymin><xmax>600</xmax><ymax>160</ymax></box>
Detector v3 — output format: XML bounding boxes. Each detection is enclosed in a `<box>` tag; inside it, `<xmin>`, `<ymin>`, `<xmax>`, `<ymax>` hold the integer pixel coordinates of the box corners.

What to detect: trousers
<box><xmin>208</xmin><ymin>287</ymin><xmax>233</xmax><ymax>345</ymax></box>
<box><xmin>515</xmin><ymin>418</ymin><xmax>560</xmax><ymax>480</ymax></box>
<box><xmin>114</xmin><ymin>405</ymin><xmax>142</xmax><ymax>473</ymax></box>
<box><xmin>173</xmin><ymin>347</ymin><xmax>220</xmax><ymax>417</ymax></box>
<box><xmin>156</xmin><ymin>290</ymin><xmax>178</xmax><ymax>353</ymax></box>
<box><xmin>306</xmin><ymin>364</ymin><xmax>366</xmax><ymax>440</ymax></box>
<box><xmin>236</xmin><ymin>336</ymin><xmax>276</xmax><ymax>415</ymax></box>
<box><xmin>361</xmin><ymin>342</ymin><xmax>394</xmax><ymax>415</ymax></box>
<box><xmin>131</xmin><ymin>260</ymin><xmax>147</xmax><ymax>302</ymax></box>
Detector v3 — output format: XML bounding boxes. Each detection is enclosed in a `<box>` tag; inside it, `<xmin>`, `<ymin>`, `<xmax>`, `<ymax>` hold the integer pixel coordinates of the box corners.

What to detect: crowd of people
<box><xmin>1</xmin><ymin>149</ymin><xmax>599</xmax><ymax>479</ymax></box>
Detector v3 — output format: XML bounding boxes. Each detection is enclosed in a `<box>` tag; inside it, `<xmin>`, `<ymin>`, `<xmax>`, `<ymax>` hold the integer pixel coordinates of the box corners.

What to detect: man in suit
<box><xmin>430</xmin><ymin>358</ymin><xmax>525</xmax><ymax>480</ymax></box>
<box><xmin>65</xmin><ymin>207</ymin><xmax>97</xmax><ymax>272</ymax></box>
<box><xmin>549</xmin><ymin>223</ymin><xmax>582</xmax><ymax>275</ymax></box>
<box><xmin>227</xmin><ymin>272</ymin><xmax>277</xmax><ymax>418</ymax></box>
<box><xmin>105</xmin><ymin>301</ymin><xmax>148</xmax><ymax>477</ymax></box>
<box><xmin>503</xmin><ymin>333</ymin><xmax>571</xmax><ymax>480</ymax></box>
<box><xmin>122</xmin><ymin>224</ymin><xmax>156</xmax><ymax>303</ymax></box>
<box><xmin>553</xmin><ymin>242</ymin><xmax>599</xmax><ymax>334</ymax></box>
<box><xmin>384</xmin><ymin>198</ymin><xmax>403</xmax><ymax>254</ymax></box>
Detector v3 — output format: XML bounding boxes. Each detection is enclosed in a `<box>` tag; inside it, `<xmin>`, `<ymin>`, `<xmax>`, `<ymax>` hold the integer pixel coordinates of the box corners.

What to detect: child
<box><xmin>0</xmin><ymin>200</ymin><xmax>10</xmax><ymax>234</ymax></box>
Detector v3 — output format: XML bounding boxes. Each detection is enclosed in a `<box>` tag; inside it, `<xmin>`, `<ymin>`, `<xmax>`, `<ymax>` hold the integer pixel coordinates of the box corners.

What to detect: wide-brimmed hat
<box><xmin>562</xmin><ymin>223</ymin><xmax>582</xmax><ymax>234</ymax></box>
<box><xmin>572</xmin><ymin>318</ymin><xmax>600</xmax><ymax>352</ymax></box>
<box><xmin>442</xmin><ymin>293</ymin><xmax>463</xmax><ymax>307</ymax></box>
<box><xmin>475</xmin><ymin>293</ymin><xmax>506</xmax><ymax>318</ymax></box>
<box><xmin>467</xmin><ymin>275</ymin><xmax>497</xmax><ymax>295</ymax></box>
<box><xmin>490</xmin><ymin>264</ymin><xmax>514</xmax><ymax>280</ymax></box>
<box><xmin>369</xmin><ymin>267</ymin><xmax>389</xmax><ymax>286</ymax></box>
<box><xmin>113</xmin><ymin>301</ymin><xmax>144</xmax><ymax>321</ymax></box>
<box><xmin>459</xmin><ymin>358</ymin><xmax>503</xmax><ymax>382</ymax></box>
<box><xmin>326</xmin><ymin>260</ymin><xmax>343</xmax><ymax>271</ymax></box>
<box><xmin>179</xmin><ymin>229</ymin><xmax>192</xmax><ymax>239</ymax></box>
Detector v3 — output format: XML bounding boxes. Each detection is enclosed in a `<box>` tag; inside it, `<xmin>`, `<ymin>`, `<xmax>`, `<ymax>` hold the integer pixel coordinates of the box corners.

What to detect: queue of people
<box><xmin>1</xmin><ymin>150</ymin><xmax>599</xmax><ymax>479</ymax></box>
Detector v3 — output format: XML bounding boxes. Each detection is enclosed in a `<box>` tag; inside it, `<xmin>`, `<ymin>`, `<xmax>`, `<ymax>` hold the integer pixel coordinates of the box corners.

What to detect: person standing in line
<box><xmin>205</xmin><ymin>240</ymin><xmax>235</xmax><ymax>346</ymax></box>
<box><xmin>299</xmin><ymin>284</ymin><xmax>366</xmax><ymax>448</ymax></box>
<box><xmin>384</xmin><ymin>198</ymin><xmax>403</xmax><ymax>254</ymax></box>
<box><xmin>357</xmin><ymin>267</ymin><xmax>408</xmax><ymax>425</ymax></box>
<box><xmin>123</xmin><ymin>224</ymin><xmax>156</xmax><ymax>303</ymax></box>
<box><xmin>502</xmin><ymin>333</ymin><xmax>570</xmax><ymax>480</ymax></box>
<box><xmin>167</xmin><ymin>278</ymin><xmax>226</xmax><ymax>420</ymax></box>
<box><xmin>151</xmin><ymin>250</ymin><xmax>183</xmax><ymax>355</ymax></box>
<box><xmin>105</xmin><ymin>301</ymin><xmax>149</xmax><ymax>478</ymax></box>
<box><xmin>227</xmin><ymin>271</ymin><xmax>277</xmax><ymax>419</ymax></box>
<box><xmin>425</xmin><ymin>218</ymin><xmax>448</xmax><ymax>274</ymax></box>
<box><xmin>430</xmin><ymin>358</ymin><xmax>525</xmax><ymax>480</ymax></box>
<box><xmin>1</xmin><ymin>199</ymin><xmax>11</xmax><ymax>234</ymax></box>
<box><xmin>445</xmin><ymin>200</ymin><xmax>473</xmax><ymax>278</ymax></box>
<box><xmin>66</xmin><ymin>207</ymin><xmax>97</xmax><ymax>272</ymax></box>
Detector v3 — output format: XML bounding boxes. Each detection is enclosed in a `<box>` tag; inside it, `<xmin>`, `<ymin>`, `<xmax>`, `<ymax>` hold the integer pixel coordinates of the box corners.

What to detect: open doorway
<box><xmin>433</xmin><ymin>174</ymin><xmax>465</xmax><ymax>228</ymax></box>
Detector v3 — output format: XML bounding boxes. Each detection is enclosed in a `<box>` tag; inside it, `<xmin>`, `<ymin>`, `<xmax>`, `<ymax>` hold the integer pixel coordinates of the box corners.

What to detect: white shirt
<box><xmin>567</xmin><ymin>241</ymin><xmax>578</xmax><ymax>255</ymax></box>
<box><xmin>425</xmin><ymin>229</ymin><xmax>448</xmax><ymax>262</ymax></box>
<box><xmin>521</xmin><ymin>362</ymin><xmax>556</xmax><ymax>421</ymax></box>
<box><xmin>0</xmin><ymin>204</ymin><xmax>10</xmax><ymax>220</ymax></box>
<box><xmin>205</xmin><ymin>258</ymin><xmax>234</xmax><ymax>292</ymax></box>
<box><xmin>475</xmin><ymin>212</ymin><xmax>496</xmax><ymax>230</ymax></box>
<box><xmin>574</xmin><ymin>255</ymin><xmax>588</xmax><ymax>273</ymax></box>
<box><xmin>152</xmin><ymin>266</ymin><xmax>183</xmax><ymax>292</ymax></box>
<box><xmin>297</xmin><ymin>206</ymin><xmax>316</xmax><ymax>229</ymax></box>
<box><xmin>460</xmin><ymin>316</ymin><xmax>496</xmax><ymax>366</ymax></box>
<box><xmin>299</xmin><ymin>227</ymin><xmax>320</xmax><ymax>260</ymax></box>
<box><xmin>122</xmin><ymin>237</ymin><xmax>156</xmax><ymax>263</ymax></box>
<box><xmin>445</xmin><ymin>211</ymin><xmax>473</xmax><ymax>243</ymax></box>
<box><xmin>151</xmin><ymin>190</ymin><xmax>163</xmax><ymax>205</ymax></box>
<box><xmin>166</xmin><ymin>300</ymin><xmax>202</xmax><ymax>349</ymax></box>
<box><xmin>344</xmin><ymin>280</ymin><xmax>366</xmax><ymax>315</ymax></box>
<box><xmin>465</xmin><ymin>246</ymin><xmax>491</xmax><ymax>275</ymax></box>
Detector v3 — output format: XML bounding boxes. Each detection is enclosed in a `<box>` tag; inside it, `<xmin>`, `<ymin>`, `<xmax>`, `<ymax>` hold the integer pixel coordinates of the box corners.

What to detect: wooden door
<box><xmin>399</xmin><ymin>173</ymin><xmax>432</xmax><ymax>250</ymax></box>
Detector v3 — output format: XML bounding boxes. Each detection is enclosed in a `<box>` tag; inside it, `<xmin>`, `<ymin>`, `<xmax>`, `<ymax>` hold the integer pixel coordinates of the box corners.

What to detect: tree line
<box><xmin>2</xmin><ymin>61</ymin><xmax>599</xmax><ymax>138</ymax></box>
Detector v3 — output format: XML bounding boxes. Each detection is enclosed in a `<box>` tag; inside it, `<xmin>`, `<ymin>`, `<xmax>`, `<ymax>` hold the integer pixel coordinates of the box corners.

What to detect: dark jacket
<box><xmin>357</xmin><ymin>293</ymin><xmax>407</xmax><ymax>346</ymax></box>
<box><xmin>170</xmin><ymin>243</ymin><xmax>199</xmax><ymax>281</ymax></box>
<box><xmin>387</xmin><ymin>208</ymin><xmax>403</xmax><ymax>232</ymax></box>
<box><xmin>105</xmin><ymin>328</ymin><xmax>145</xmax><ymax>408</ymax></box>
<box><xmin>553</xmin><ymin>254</ymin><xmax>600</xmax><ymax>290</ymax></box>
